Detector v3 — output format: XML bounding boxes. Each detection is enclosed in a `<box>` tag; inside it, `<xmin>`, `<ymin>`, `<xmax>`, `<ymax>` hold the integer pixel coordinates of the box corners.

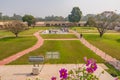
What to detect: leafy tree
<box><xmin>95</xmin><ymin>11</ymin><xmax>120</xmax><ymax>37</ymax></box>
<box><xmin>11</xmin><ymin>13</ymin><xmax>22</xmax><ymax>20</ymax></box>
<box><xmin>45</xmin><ymin>15</ymin><xmax>65</xmax><ymax>21</ymax></box>
<box><xmin>22</xmin><ymin>15</ymin><xmax>35</xmax><ymax>27</ymax></box>
<box><xmin>4</xmin><ymin>21</ymin><xmax>28</xmax><ymax>37</ymax></box>
<box><xmin>86</xmin><ymin>17</ymin><xmax>96</xmax><ymax>27</ymax></box>
<box><xmin>0</xmin><ymin>12</ymin><xmax>2</xmax><ymax>20</ymax></box>
<box><xmin>81</xmin><ymin>14</ymin><xmax>96</xmax><ymax>21</ymax></box>
<box><xmin>2</xmin><ymin>15</ymin><xmax>10</xmax><ymax>20</ymax></box>
<box><xmin>68</xmin><ymin>7</ymin><xmax>82</xmax><ymax>25</ymax></box>
<box><xmin>36</xmin><ymin>17</ymin><xmax>45</xmax><ymax>21</ymax></box>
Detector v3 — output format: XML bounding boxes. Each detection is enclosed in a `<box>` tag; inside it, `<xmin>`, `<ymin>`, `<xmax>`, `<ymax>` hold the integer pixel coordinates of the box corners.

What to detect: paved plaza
<box><xmin>0</xmin><ymin>64</ymin><xmax>114</xmax><ymax>80</ymax></box>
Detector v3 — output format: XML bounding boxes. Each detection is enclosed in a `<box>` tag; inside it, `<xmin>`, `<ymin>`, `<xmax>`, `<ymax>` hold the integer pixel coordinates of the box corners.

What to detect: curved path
<box><xmin>0</xmin><ymin>31</ymin><xmax>44</xmax><ymax>65</ymax></box>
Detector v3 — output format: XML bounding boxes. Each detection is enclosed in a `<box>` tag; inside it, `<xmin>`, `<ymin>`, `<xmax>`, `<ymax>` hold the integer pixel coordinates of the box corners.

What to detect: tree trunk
<box><xmin>15</xmin><ymin>33</ymin><xmax>18</xmax><ymax>37</ymax></box>
<box><xmin>100</xmin><ymin>32</ymin><xmax>103</xmax><ymax>38</ymax></box>
<box><xmin>73</xmin><ymin>22</ymin><xmax>77</xmax><ymax>27</ymax></box>
<box><xmin>33</xmin><ymin>25</ymin><xmax>35</xmax><ymax>28</ymax></box>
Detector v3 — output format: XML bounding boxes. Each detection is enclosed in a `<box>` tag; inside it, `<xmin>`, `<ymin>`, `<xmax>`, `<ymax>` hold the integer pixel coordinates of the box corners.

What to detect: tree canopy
<box><xmin>4</xmin><ymin>21</ymin><xmax>28</xmax><ymax>37</ymax></box>
<box><xmin>68</xmin><ymin>7</ymin><xmax>82</xmax><ymax>23</ymax></box>
<box><xmin>86</xmin><ymin>17</ymin><xmax>96</xmax><ymax>27</ymax></box>
<box><xmin>22</xmin><ymin>15</ymin><xmax>35</xmax><ymax>26</ymax></box>
<box><xmin>95</xmin><ymin>11</ymin><xmax>120</xmax><ymax>37</ymax></box>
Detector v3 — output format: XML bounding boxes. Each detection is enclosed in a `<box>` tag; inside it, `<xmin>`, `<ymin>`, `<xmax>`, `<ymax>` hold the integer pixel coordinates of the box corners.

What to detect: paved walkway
<box><xmin>71</xmin><ymin>30</ymin><xmax>120</xmax><ymax>70</ymax></box>
<box><xmin>0</xmin><ymin>31</ymin><xmax>44</xmax><ymax>65</ymax></box>
<box><xmin>0</xmin><ymin>64</ymin><xmax>114</xmax><ymax>80</ymax></box>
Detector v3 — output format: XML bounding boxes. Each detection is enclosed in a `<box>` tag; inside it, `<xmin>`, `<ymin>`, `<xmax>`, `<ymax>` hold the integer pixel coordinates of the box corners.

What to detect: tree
<box><xmin>11</xmin><ymin>13</ymin><xmax>22</xmax><ymax>20</ymax></box>
<box><xmin>95</xmin><ymin>11</ymin><xmax>120</xmax><ymax>37</ymax></box>
<box><xmin>22</xmin><ymin>15</ymin><xmax>35</xmax><ymax>27</ymax></box>
<box><xmin>81</xmin><ymin>14</ymin><xmax>96</xmax><ymax>21</ymax></box>
<box><xmin>2</xmin><ymin>15</ymin><xmax>10</xmax><ymax>20</ymax></box>
<box><xmin>68</xmin><ymin>7</ymin><xmax>82</xmax><ymax>26</ymax></box>
<box><xmin>86</xmin><ymin>17</ymin><xmax>96</xmax><ymax>27</ymax></box>
<box><xmin>4</xmin><ymin>21</ymin><xmax>28</xmax><ymax>37</ymax></box>
<box><xmin>45</xmin><ymin>15</ymin><xmax>65</xmax><ymax>21</ymax></box>
<box><xmin>0</xmin><ymin>12</ymin><xmax>2</xmax><ymax>20</ymax></box>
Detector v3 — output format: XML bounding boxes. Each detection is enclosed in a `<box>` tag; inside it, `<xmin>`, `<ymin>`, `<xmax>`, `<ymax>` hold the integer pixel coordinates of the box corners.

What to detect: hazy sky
<box><xmin>0</xmin><ymin>0</ymin><xmax>120</xmax><ymax>17</ymax></box>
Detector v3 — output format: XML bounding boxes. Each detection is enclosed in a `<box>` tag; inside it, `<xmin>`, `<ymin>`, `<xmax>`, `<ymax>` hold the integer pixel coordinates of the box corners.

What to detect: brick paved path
<box><xmin>71</xmin><ymin>30</ymin><xmax>120</xmax><ymax>71</ymax></box>
<box><xmin>0</xmin><ymin>31</ymin><xmax>44</xmax><ymax>65</ymax></box>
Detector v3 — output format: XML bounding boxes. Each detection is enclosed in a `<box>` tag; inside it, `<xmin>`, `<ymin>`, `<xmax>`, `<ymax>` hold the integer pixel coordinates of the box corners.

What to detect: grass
<box><xmin>71</xmin><ymin>27</ymin><xmax>98</xmax><ymax>33</ymax></box>
<box><xmin>71</xmin><ymin>27</ymin><xmax>117</xmax><ymax>33</ymax></box>
<box><xmin>0</xmin><ymin>30</ymin><xmax>14</xmax><ymax>37</ymax></box>
<box><xmin>0</xmin><ymin>36</ymin><xmax>37</xmax><ymax>60</ymax></box>
<box><xmin>83</xmin><ymin>33</ymin><xmax>120</xmax><ymax>60</ymax></box>
<box><xmin>0</xmin><ymin>27</ymin><xmax>57</xmax><ymax>37</ymax></box>
<box><xmin>10</xmin><ymin>40</ymin><xmax>104</xmax><ymax>64</ymax></box>
<box><xmin>105</xmin><ymin>62</ymin><xmax>120</xmax><ymax>77</ymax></box>
<box><xmin>40</xmin><ymin>34</ymin><xmax>77</xmax><ymax>39</ymax></box>
<box><xmin>20</xmin><ymin>27</ymin><xmax>57</xmax><ymax>35</ymax></box>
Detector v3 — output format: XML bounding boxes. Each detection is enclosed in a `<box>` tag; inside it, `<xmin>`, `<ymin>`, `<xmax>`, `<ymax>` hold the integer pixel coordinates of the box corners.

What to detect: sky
<box><xmin>0</xmin><ymin>0</ymin><xmax>120</xmax><ymax>18</ymax></box>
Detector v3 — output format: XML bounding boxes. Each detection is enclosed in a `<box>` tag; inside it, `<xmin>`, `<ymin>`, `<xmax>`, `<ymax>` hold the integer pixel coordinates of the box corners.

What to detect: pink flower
<box><xmin>86</xmin><ymin>67</ymin><xmax>94</xmax><ymax>73</ymax></box>
<box><xmin>86</xmin><ymin>63</ymin><xmax>97</xmax><ymax>73</ymax></box>
<box><xmin>84</xmin><ymin>57</ymin><xmax>87</xmax><ymax>62</ymax></box>
<box><xmin>59</xmin><ymin>68</ymin><xmax>68</xmax><ymax>79</ymax></box>
<box><xmin>84</xmin><ymin>57</ymin><xmax>97</xmax><ymax>73</ymax></box>
<box><xmin>115</xmin><ymin>77</ymin><xmax>120</xmax><ymax>80</ymax></box>
<box><xmin>51</xmin><ymin>76</ymin><xmax>57</xmax><ymax>80</ymax></box>
<box><xmin>115</xmin><ymin>78</ymin><xmax>118</xmax><ymax>80</ymax></box>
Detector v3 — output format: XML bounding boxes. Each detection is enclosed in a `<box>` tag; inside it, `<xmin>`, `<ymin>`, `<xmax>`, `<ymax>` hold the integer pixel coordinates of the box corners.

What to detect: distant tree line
<box><xmin>0</xmin><ymin>12</ymin><xmax>68</xmax><ymax>21</ymax></box>
<box><xmin>0</xmin><ymin>13</ymin><xmax>22</xmax><ymax>21</ymax></box>
<box><xmin>0</xmin><ymin>12</ymin><xmax>98</xmax><ymax>21</ymax></box>
<box><xmin>36</xmin><ymin>15</ymin><xmax>68</xmax><ymax>21</ymax></box>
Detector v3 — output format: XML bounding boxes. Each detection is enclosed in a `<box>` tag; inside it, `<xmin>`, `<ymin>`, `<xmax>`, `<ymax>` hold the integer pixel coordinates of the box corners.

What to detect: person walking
<box><xmin>80</xmin><ymin>33</ymin><xmax>83</xmax><ymax>38</ymax></box>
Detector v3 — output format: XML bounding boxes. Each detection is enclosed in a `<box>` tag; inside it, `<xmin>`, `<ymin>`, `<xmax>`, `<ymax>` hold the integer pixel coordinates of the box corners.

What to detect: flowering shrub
<box><xmin>26</xmin><ymin>57</ymin><xmax>119</xmax><ymax>80</ymax></box>
<box><xmin>84</xmin><ymin>57</ymin><xmax>97</xmax><ymax>73</ymax></box>
<box><xmin>67</xmin><ymin>57</ymin><xmax>99</xmax><ymax>80</ymax></box>
<box><xmin>51</xmin><ymin>57</ymin><xmax>101</xmax><ymax>80</ymax></box>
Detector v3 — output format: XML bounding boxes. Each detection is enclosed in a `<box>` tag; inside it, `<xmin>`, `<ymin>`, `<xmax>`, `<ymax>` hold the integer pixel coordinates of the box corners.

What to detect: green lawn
<box><xmin>0</xmin><ymin>30</ymin><xmax>14</xmax><ymax>37</ymax></box>
<box><xmin>10</xmin><ymin>40</ymin><xmax>104</xmax><ymax>64</ymax></box>
<box><xmin>0</xmin><ymin>27</ymin><xmax>57</xmax><ymax>37</ymax></box>
<box><xmin>20</xmin><ymin>27</ymin><xmax>57</xmax><ymax>35</ymax></box>
<box><xmin>71</xmin><ymin>27</ymin><xmax>117</xmax><ymax>33</ymax></box>
<box><xmin>0</xmin><ymin>27</ymin><xmax>62</xmax><ymax>60</ymax></box>
<box><xmin>0</xmin><ymin>36</ymin><xmax>37</xmax><ymax>60</ymax></box>
<box><xmin>71</xmin><ymin>27</ymin><xmax>98</xmax><ymax>33</ymax></box>
<box><xmin>83</xmin><ymin>33</ymin><xmax>120</xmax><ymax>60</ymax></box>
<box><xmin>105</xmin><ymin>62</ymin><xmax>120</xmax><ymax>77</ymax></box>
<box><xmin>40</xmin><ymin>34</ymin><xmax>77</xmax><ymax>39</ymax></box>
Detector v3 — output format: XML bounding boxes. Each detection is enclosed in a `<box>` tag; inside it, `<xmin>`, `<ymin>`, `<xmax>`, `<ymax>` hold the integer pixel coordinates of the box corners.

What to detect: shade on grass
<box><xmin>10</xmin><ymin>40</ymin><xmax>104</xmax><ymax>64</ymax></box>
<box><xmin>40</xmin><ymin>34</ymin><xmax>77</xmax><ymax>39</ymax></box>
<box><xmin>84</xmin><ymin>33</ymin><xmax>120</xmax><ymax>60</ymax></box>
<box><xmin>0</xmin><ymin>36</ymin><xmax>37</xmax><ymax>60</ymax></box>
